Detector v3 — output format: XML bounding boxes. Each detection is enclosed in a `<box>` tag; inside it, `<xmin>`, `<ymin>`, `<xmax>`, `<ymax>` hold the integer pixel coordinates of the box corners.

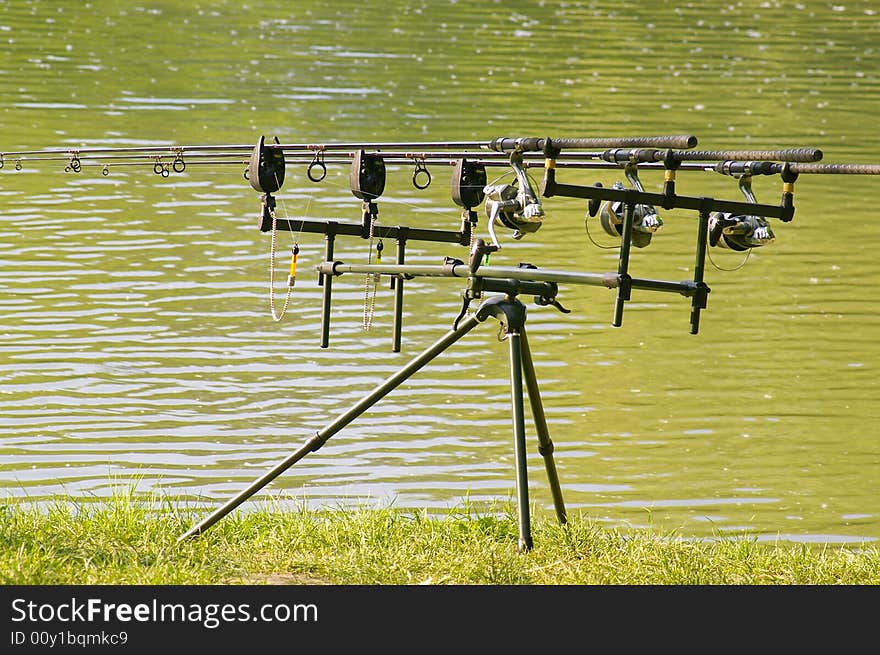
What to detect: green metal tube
<box><xmin>520</xmin><ymin>328</ymin><xmax>567</xmax><ymax>526</ymax></box>
<box><xmin>319</xmin><ymin>229</ymin><xmax>336</xmax><ymax>348</ymax></box>
<box><xmin>690</xmin><ymin>209</ymin><xmax>711</xmax><ymax>335</ymax></box>
<box><xmin>392</xmin><ymin>238</ymin><xmax>406</xmax><ymax>353</ymax></box>
<box><xmin>319</xmin><ymin>261</ymin><xmax>617</xmax><ymax>288</ymax></box>
<box><xmin>613</xmin><ymin>202</ymin><xmax>636</xmax><ymax>327</ymax></box>
<box><xmin>507</xmin><ymin>331</ymin><xmax>533</xmax><ymax>553</ymax></box>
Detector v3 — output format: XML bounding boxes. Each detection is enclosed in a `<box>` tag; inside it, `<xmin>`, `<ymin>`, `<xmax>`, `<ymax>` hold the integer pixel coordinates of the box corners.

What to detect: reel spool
<box><xmin>595</xmin><ymin>181</ymin><xmax>662</xmax><ymax>248</ymax></box>
<box><xmin>708</xmin><ymin>213</ymin><xmax>775</xmax><ymax>250</ymax></box>
<box><xmin>708</xmin><ymin>173</ymin><xmax>775</xmax><ymax>250</ymax></box>
<box><xmin>588</xmin><ymin>162</ymin><xmax>663</xmax><ymax>250</ymax></box>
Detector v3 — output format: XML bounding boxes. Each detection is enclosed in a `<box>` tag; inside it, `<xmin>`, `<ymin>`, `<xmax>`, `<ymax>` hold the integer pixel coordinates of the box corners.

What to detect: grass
<box><xmin>1</xmin><ymin>491</ymin><xmax>879</xmax><ymax>585</ymax></box>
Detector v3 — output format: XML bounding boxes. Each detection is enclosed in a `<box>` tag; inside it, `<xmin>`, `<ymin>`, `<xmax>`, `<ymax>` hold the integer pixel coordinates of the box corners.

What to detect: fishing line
<box><xmin>707</xmin><ymin>246</ymin><xmax>751</xmax><ymax>271</ymax></box>
<box><xmin>583</xmin><ymin>206</ymin><xmax>618</xmax><ymax>250</ymax></box>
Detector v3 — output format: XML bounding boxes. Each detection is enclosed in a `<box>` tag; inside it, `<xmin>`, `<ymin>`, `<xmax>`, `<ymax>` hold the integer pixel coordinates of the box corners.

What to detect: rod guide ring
<box><xmin>307</xmin><ymin>150</ymin><xmax>327</xmax><ymax>182</ymax></box>
<box><xmin>412</xmin><ymin>158</ymin><xmax>431</xmax><ymax>189</ymax></box>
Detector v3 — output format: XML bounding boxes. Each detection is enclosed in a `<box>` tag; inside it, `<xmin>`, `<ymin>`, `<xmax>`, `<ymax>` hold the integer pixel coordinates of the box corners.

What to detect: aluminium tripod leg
<box><xmin>506</xmin><ymin>329</ymin><xmax>533</xmax><ymax>552</ymax></box>
<box><xmin>476</xmin><ymin>294</ymin><xmax>541</xmax><ymax>552</ymax></box>
<box><xmin>178</xmin><ymin>312</ymin><xmax>483</xmax><ymax>542</ymax></box>
<box><xmin>520</xmin><ymin>327</ymin><xmax>567</xmax><ymax>526</ymax></box>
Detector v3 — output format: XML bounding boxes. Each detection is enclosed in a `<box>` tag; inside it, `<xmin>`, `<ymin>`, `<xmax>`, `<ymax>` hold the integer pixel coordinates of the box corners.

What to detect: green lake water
<box><xmin>1</xmin><ymin>0</ymin><xmax>878</xmax><ymax>544</ymax></box>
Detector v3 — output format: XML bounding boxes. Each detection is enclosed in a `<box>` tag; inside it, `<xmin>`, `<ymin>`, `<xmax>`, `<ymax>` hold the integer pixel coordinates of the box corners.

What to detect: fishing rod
<box><xmin>0</xmin><ymin>132</ymin><xmax>696</xmax><ymax>162</ymax></box>
<box><xmin>0</xmin><ymin>142</ymin><xmax>828</xmax><ymax>172</ymax></box>
<box><xmin>8</xmin><ymin>137</ymin><xmax>863</xmax><ymax>195</ymax></box>
<box><xmin>8</xmin><ymin>152</ymin><xmax>877</xmax><ymax>184</ymax></box>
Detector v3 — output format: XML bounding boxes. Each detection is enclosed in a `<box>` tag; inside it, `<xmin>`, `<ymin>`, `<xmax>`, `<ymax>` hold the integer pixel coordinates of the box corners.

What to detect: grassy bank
<box><xmin>2</xmin><ymin>493</ymin><xmax>878</xmax><ymax>585</ymax></box>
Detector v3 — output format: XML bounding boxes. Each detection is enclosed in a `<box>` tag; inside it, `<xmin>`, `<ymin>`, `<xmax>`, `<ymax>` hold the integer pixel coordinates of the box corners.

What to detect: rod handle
<box><xmin>681</xmin><ymin>148</ymin><xmax>822</xmax><ymax>162</ymax></box>
<box><xmin>716</xmin><ymin>161</ymin><xmax>880</xmax><ymax>175</ymax></box>
<box><xmin>788</xmin><ymin>162</ymin><xmax>880</xmax><ymax>175</ymax></box>
<box><xmin>489</xmin><ymin>135</ymin><xmax>697</xmax><ymax>152</ymax></box>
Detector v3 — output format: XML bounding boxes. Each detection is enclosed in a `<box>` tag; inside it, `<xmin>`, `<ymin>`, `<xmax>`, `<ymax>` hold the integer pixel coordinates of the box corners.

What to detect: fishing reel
<box><xmin>587</xmin><ymin>163</ymin><xmax>662</xmax><ymax>248</ymax></box>
<box><xmin>708</xmin><ymin>214</ymin><xmax>774</xmax><ymax>250</ymax></box>
<box><xmin>483</xmin><ymin>150</ymin><xmax>545</xmax><ymax>248</ymax></box>
<box><xmin>708</xmin><ymin>173</ymin><xmax>774</xmax><ymax>250</ymax></box>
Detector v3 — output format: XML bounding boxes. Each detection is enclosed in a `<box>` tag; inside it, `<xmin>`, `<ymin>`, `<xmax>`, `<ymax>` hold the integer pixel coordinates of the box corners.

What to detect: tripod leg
<box><xmin>506</xmin><ymin>330</ymin><xmax>533</xmax><ymax>552</ymax></box>
<box><xmin>178</xmin><ymin>312</ymin><xmax>483</xmax><ymax>542</ymax></box>
<box><xmin>520</xmin><ymin>327</ymin><xmax>567</xmax><ymax>525</ymax></box>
